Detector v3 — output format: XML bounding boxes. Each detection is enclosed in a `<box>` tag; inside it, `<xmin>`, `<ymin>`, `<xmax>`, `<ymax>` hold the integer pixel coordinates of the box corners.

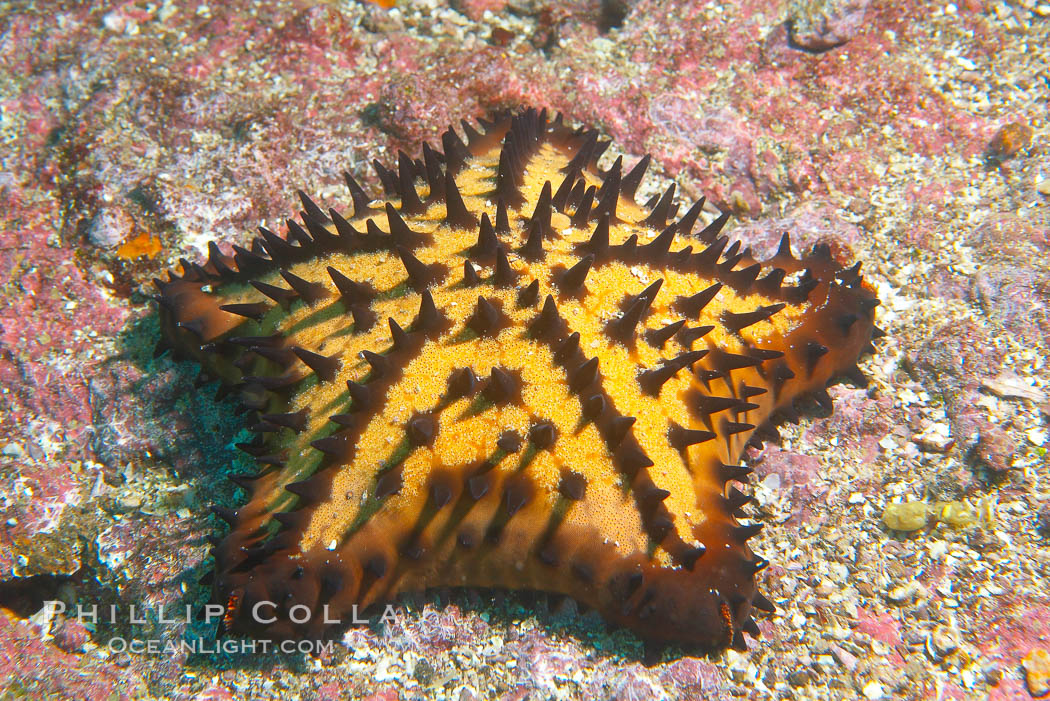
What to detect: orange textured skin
<box><xmin>155</xmin><ymin>108</ymin><xmax>879</xmax><ymax>650</ymax></box>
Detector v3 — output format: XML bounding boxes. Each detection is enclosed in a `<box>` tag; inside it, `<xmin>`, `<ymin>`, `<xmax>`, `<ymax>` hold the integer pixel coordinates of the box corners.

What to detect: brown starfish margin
<box><xmin>154</xmin><ymin>107</ymin><xmax>881</xmax><ymax>652</ymax></box>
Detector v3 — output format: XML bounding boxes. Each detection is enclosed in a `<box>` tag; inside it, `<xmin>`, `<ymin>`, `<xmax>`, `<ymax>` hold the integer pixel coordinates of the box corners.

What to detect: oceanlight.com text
<box><xmin>106</xmin><ymin>637</ymin><xmax>337</xmax><ymax>656</ymax></box>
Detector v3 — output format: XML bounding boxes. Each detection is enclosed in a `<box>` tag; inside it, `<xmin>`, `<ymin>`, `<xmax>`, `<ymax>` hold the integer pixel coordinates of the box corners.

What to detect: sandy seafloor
<box><xmin>0</xmin><ymin>0</ymin><xmax>1048</xmax><ymax>698</ymax></box>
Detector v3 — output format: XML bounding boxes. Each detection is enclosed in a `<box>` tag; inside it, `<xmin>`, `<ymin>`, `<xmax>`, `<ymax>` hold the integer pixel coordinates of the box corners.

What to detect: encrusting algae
<box><xmin>154</xmin><ymin>108</ymin><xmax>881</xmax><ymax>651</ymax></box>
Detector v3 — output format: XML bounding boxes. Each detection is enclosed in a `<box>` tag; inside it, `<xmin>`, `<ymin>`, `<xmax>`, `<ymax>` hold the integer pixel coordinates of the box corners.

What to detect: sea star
<box><xmin>155</xmin><ymin>107</ymin><xmax>880</xmax><ymax>650</ymax></box>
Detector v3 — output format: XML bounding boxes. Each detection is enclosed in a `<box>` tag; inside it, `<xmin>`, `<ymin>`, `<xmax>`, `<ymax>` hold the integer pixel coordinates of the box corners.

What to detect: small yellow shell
<box><xmin>881</xmin><ymin>501</ymin><xmax>929</xmax><ymax>531</ymax></box>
